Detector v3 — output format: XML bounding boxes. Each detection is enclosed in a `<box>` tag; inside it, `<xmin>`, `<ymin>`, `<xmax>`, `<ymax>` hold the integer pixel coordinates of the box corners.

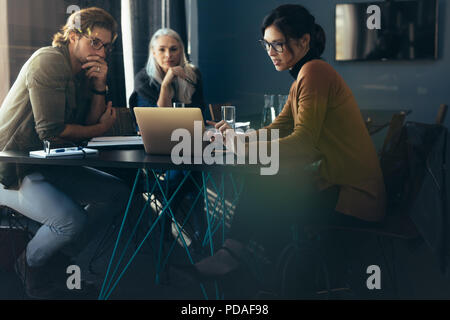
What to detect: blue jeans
<box><xmin>0</xmin><ymin>166</ymin><xmax>130</xmax><ymax>267</ymax></box>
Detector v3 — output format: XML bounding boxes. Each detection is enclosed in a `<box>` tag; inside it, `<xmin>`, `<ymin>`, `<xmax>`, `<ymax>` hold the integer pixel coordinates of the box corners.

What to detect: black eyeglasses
<box><xmin>258</xmin><ymin>39</ymin><xmax>285</xmax><ymax>53</ymax></box>
<box><xmin>83</xmin><ymin>35</ymin><xmax>114</xmax><ymax>55</ymax></box>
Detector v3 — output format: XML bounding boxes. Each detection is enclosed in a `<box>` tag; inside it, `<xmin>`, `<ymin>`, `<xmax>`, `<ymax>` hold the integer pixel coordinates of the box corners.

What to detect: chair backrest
<box><xmin>378</xmin><ymin>113</ymin><xmax>409</xmax><ymax>215</ymax></box>
<box><xmin>104</xmin><ymin>108</ymin><xmax>137</xmax><ymax>136</ymax></box>
<box><xmin>380</xmin><ymin>114</ymin><xmax>447</xmax><ymax>216</ymax></box>
<box><xmin>380</xmin><ymin>112</ymin><xmax>406</xmax><ymax>156</ymax></box>
<box><xmin>436</xmin><ymin>104</ymin><xmax>448</xmax><ymax>125</ymax></box>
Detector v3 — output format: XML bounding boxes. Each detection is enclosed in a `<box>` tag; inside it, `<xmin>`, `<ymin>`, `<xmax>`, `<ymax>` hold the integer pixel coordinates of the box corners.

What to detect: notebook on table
<box><xmin>30</xmin><ymin>147</ymin><xmax>98</xmax><ymax>158</ymax></box>
<box><xmin>87</xmin><ymin>136</ymin><xmax>143</xmax><ymax>148</ymax></box>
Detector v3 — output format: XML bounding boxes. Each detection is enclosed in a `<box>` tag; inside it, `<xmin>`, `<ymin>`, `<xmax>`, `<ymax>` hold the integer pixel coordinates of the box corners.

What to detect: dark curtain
<box><xmin>63</xmin><ymin>0</ymin><xmax>126</xmax><ymax>107</ymax></box>
<box><xmin>130</xmin><ymin>0</ymin><xmax>162</xmax><ymax>74</ymax></box>
<box><xmin>169</xmin><ymin>0</ymin><xmax>188</xmax><ymax>58</ymax></box>
<box><xmin>130</xmin><ymin>0</ymin><xmax>188</xmax><ymax>76</ymax></box>
<box><xmin>8</xmin><ymin>0</ymin><xmax>68</xmax><ymax>85</ymax></box>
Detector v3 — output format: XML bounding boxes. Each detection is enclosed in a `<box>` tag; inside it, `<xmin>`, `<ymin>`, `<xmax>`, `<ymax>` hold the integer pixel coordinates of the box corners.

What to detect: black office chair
<box><xmin>0</xmin><ymin>206</ymin><xmax>34</xmax><ymax>272</ymax></box>
<box><xmin>262</xmin><ymin>105</ymin><xmax>448</xmax><ymax>299</ymax></box>
<box><xmin>435</xmin><ymin>104</ymin><xmax>448</xmax><ymax>127</ymax></box>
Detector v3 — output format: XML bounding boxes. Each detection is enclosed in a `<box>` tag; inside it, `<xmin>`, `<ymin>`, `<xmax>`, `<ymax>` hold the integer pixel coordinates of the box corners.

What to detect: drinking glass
<box><xmin>221</xmin><ymin>106</ymin><xmax>236</xmax><ymax>129</ymax></box>
<box><xmin>278</xmin><ymin>94</ymin><xmax>289</xmax><ymax>115</ymax></box>
<box><xmin>261</xmin><ymin>94</ymin><xmax>275</xmax><ymax>128</ymax></box>
<box><xmin>173</xmin><ymin>102</ymin><xmax>185</xmax><ymax>108</ymax></box>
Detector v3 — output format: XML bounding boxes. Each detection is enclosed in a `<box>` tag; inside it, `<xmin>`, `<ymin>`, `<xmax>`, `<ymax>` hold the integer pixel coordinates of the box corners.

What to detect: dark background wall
<box><xmin>197</xmin><ymin>0</ymin><xmax>450</xmax><ymax>127</ymax></box>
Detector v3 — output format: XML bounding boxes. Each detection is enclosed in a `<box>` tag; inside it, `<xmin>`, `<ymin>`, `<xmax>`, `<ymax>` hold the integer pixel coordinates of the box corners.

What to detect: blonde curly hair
<box><xmin>52</xmin><ymin>7</ymin><xmax>118</xmax><ymax>48</ymax></box>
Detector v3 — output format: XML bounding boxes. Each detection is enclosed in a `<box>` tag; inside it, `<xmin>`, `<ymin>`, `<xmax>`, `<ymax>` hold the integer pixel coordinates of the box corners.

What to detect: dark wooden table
<box><xmin>0</xmin><ymin>149</ymin><xmax>262</xmax><ymax>174</ymax></box>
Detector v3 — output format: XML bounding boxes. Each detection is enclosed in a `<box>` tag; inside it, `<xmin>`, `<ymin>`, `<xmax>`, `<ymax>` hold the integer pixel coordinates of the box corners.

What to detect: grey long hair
<box><xmin>145</xmin><ymin>28</ymin><xmax>197</xmax><ymax>104</ymax></box>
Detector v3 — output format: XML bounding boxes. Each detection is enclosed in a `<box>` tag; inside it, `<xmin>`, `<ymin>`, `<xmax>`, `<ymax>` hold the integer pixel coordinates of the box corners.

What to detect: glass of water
<box><xmin>221</xmin><ymin>106</ymin><xmax>236</xmax><ymax>129</ymax></box>
<box><xmin>278</xmin><ymin>94</ymin><xmax>288</xmax><ymax>115</ymax></box>
<box><xmin>261</xmin><ymin>94</ymin><xmax>275</xmax><ymax>128</ymax></box>
<box><xmin>173</xmin><ymin>102</ymin><xmax>185</xmax><ymax>108</ymax></box>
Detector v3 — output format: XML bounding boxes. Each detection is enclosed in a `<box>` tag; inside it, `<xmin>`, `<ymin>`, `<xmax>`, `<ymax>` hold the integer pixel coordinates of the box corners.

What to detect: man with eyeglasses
<box><xmin>0</xmin><ymin>7</ymin><xmax>130</xmax><ymax>299</ymax></box>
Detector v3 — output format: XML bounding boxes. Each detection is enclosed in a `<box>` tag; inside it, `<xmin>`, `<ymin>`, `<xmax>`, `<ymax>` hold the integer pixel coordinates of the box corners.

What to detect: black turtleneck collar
<box><xmin>289</xmin><ymin>49</ymin><xmax>319</xmax><ymax>79</ymax></box>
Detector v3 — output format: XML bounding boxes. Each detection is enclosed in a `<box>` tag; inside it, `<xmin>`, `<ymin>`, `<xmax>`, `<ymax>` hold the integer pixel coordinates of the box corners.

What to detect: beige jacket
<box><xmin>0</xmin><ymin>45</ymin><xmax>91</xmax><ymax>189</ymax></box>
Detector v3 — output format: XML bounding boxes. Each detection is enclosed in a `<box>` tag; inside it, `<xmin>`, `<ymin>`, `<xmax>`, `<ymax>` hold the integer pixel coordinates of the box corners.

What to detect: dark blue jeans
<box><xmin>0</xmin><ymin>166</ymin><xmax>130</xmax><ymax>267</ymax></box>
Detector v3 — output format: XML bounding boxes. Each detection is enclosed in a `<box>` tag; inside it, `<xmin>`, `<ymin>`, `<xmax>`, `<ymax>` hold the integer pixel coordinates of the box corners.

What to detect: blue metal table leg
<box><xmin>99</xmin><ymin>168</ymin><xmax>244</xmax><ymax>300</ymax></box>
<box><xmin>99</xmin><ymin>168</ymin><xmax>141</xmax><ymax>300</ymax></box>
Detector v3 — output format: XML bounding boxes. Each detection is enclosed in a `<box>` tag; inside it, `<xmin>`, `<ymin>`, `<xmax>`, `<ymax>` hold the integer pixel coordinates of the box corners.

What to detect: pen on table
<box><xmin>54</xmin><ymin>147</ymin><xmax>83</xmax><ymax>153</ymax></box>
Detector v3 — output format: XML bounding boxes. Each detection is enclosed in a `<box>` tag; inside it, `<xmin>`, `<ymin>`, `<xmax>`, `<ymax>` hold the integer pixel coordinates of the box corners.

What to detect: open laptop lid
<box><xmin>134</xmin><ymin>107</ymin><xmax>205</xmax><ymax>156</ymax></box>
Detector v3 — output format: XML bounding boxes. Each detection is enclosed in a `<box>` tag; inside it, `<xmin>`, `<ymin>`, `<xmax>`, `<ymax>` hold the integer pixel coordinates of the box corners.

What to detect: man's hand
<box><xmin>99</xmin><ymin>102</ymin><xmax>117</xmax><ymax>132</ymax></box>
<box><xmin>82</xmin><ymin>55</ymin><xmax>108</xmax><ymax>91</ymax></box>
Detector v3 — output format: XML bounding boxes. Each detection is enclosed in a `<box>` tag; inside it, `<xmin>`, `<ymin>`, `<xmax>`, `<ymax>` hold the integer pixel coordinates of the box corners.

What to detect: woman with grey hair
<box><xmin>129</xmin><ymin>28</ymin><xmax>207</xmax><ymax>250</ymax></box>
<box><xmin>129</xmin><ymin>28</ymin><xmax>205</xmax><ymax>116</ymax></box>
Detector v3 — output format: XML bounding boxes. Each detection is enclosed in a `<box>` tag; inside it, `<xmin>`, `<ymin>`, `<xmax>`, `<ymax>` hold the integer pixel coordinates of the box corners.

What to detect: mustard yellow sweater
<box><xmin>265</xmin><ymin>59</ymin><xmax>386</xmax><ymax>222</ymax></box>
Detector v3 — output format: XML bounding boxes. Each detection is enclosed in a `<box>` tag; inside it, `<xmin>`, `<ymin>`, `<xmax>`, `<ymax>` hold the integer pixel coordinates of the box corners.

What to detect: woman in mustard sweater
<box><xmin>184</xmin><ymin>4</ymin><xmax>386</xmax><ymax>283</ymax></box>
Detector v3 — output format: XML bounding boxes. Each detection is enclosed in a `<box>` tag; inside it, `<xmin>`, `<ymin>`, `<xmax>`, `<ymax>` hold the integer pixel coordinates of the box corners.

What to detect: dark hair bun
<box><xmin>312</xmin><ymin>23</ymin><xmax>326</xmax><ymax>57</ymax></box>
<box><xmin>261</xmin><ymin>4</ymin><xmax>326</xmax><ymax>57</ymax></box>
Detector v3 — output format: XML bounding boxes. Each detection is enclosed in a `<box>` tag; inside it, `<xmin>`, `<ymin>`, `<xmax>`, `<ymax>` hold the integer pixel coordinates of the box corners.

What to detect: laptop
<box><xmin>133</xmin><ymin>107</ymin><xmax>205</xmax><ymax>156</ymax></box>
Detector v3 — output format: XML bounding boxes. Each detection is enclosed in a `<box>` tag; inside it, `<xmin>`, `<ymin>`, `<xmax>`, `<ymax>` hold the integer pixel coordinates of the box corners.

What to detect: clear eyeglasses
<box><xmin>258</xmin><ymin>39</ymin><xmax>285</xmax><ymax>53</ymax></box>
<box><xmin>83</xmin><ymin>35</ymin><xmax>114</xmax><ymax>55</ymax></box>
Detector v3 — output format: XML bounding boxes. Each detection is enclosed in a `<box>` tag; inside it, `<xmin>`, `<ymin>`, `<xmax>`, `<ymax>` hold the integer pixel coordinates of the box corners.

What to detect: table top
<box><xmin>0</xmin><ymin>149</ymin><xmax>263</xmax><ymax>174</ymax></box>
<box><xmin>0</xmin><ymin>109</ymin><xmax>410</xmax><ymax>175</ymax></box>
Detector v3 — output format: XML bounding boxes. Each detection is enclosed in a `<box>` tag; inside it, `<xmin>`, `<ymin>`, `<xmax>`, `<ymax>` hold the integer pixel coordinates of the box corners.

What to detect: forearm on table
<box><xmin>232</xmin><ymin>129</ymin><xmax>278</xmax><ymax>156</ymax></box>
<box><xmin>240</xmin><ymin>129</ymin><xmax>320</xmax><ymax>162</ymax></box>
<box><xmin>244</xmin><ymin>125</ymin><xmax>292</xmax><ymax>142</ymax></box>
<box><xmin>85</xmin><ymin>94</ymin><xmax>107</xmax><ymax>125</ymax></box>
<box><xmin>59</xmin><ymin>123</ymin><xmax>107</xmax><ymax>142</ymax></box>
